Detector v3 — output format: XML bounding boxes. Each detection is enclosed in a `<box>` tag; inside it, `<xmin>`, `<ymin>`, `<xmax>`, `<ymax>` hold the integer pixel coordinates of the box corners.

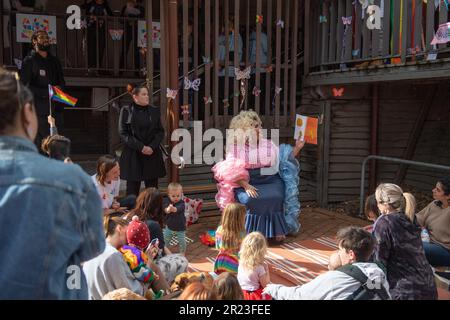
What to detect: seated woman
<box><xmin>126</xmin><ymin>188</ymin><xmax>189</xmax><ymax>284</ymax></box>
<box><xmin>373</xmin><ymin>183</ymin><xmax>437</xmax><ymax>300</ymax></box>
<box><xmin>92</xmin><ymin>155</ymin><xmax>136</xmax><ymax>215</ymax></box>
<box><xmin>416</xmin><ymin>177</ymin><xmax>450</xmax><ymax>267</ymax></box>
<box><xmin>212</xmin><ymin>110</ymin><xmax>304</xmax><ymax>242</ymax></box>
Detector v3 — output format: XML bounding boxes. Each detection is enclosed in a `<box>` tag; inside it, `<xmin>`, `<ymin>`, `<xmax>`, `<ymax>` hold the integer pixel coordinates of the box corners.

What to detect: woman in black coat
<box><xmin>119</xmin><ymin>84</ymin><xmax>166</xmax><ymax>196</ymax></box>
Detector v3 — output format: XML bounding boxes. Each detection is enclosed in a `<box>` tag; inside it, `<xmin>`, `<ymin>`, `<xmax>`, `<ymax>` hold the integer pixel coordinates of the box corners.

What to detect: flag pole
<box><xmin>48</xmin><ymin>85</ymin><xmax>53</xmax><ymax>117</ymax></box>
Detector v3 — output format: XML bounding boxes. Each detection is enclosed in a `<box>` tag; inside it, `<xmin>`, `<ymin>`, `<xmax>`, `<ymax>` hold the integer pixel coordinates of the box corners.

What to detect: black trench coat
<box><xmin>118</xmin><ymin>103</ymin><xmax>166</xmax><ymax>181</ymax></box>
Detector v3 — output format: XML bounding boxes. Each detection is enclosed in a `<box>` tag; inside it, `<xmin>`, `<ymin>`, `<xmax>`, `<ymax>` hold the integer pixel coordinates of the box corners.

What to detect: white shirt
<box><xmin>237</xmin><ymin>264</ymin><xmax>266</xmax><ymax>291</ymax></box>
<box><xmin>91</xmin><ymin>174</ymin><xmax>120</xmax><ymax>209</ymax></box>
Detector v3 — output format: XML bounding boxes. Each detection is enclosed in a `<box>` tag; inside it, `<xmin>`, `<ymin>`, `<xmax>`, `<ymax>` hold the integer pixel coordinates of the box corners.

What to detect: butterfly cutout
<box><xmin>332</xmin><ymin>87</ymin><xmax>345</xmax><ymax>97</ymax></box>
<box><xmin>166</xmin><ymin>88</ymin><xmax>178</xmax><ymax>100</ymax></box>
<box><xmin>266</xmin><ymin>65</ymin><xmax>273</xmax><ymax>73</ymax></box>
<box><xmin>203</xmin><ymin>96</ymin><xmax>212</xmax><ymax>104</ymax></box>
<box><xmin>202</xmin><ymin>56</ymin><xmax>211</xmax><ymax>65</ymax></box>
<box><xmin>256</xmin><ymin>15</ymin><xmax>263</xmax><ymax>24</ymax></box>
<box><xmin>342</xmin><ymin>16</ymin><xmax>353</xmax><ymax>25</ymax></box>
<box><xmin>275</xmin><ymin>87</ymin><xmax>282</xmax><ymax>95</ymax></box>
<box><xmin>223</xmin><ymin>99</ymin><xmax>230</xmax><ymax>108</ymax></box>
<box><xmin>181</xmin><ymin>105</ymin><xmax>190</xmax><ymax>115</ymax></box>
<box><xmin>252</xmin><ymin>87</ymin><xmax>261</xmax><ymax>97</ymax></box>
<box><xmin>184</xmin><ymin>77</ymin><xmax>202</xmax><ymax>91</ymax></box>
<box><xmin>109</xmin><ymin>29</ymin><xmax>124</xmax><ymax>41</ymax></box>
<box><xmin>14</xmin><ymin>59</ymin><xmax>22</xmax><ymax>70</ymax></box>
<box><xmin>277</xmin><ymin>20</ymin><xmax>285</xmax><ymax>28</ymax></box>
<box><xmin>319</xmin><ymin>15</ymin><xmax>328</xmax><ymax>23</ymax></box>
<box><xmin>352</xmin><ymin>49</ymin><xmax>360</xmax><ymax>57</ymax></box>
<box><xmin>234</xmin><ymin>66</ymin><xmax>252</xmax><ymax>80</ymax></box>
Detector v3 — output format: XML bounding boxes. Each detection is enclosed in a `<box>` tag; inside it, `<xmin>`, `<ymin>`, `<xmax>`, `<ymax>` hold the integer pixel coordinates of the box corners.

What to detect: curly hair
<box><xmin>41</xmin><ymin>134</ymin><xmax>71</xmax><ymax>161</ymax></box>
<box><xmin>229</xmin><ymin>110</ymin><xmax>262</xmax><ymax>131</ymax></box>
<box><xmin>239</xmin><ymin>232</ymin><xmax>267</xmax><ymax>271</ymax></box>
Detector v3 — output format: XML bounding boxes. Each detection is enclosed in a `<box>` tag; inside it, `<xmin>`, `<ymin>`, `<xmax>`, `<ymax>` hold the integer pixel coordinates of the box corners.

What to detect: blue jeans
<box><xmin>423</xmin><ymin>242</ymin><xmax>450</xmax><ymax>267</ymax></box>
<box><xmin>163</xmin><ymin>228</ymin><xmax>187</xmax><ymax>254</ymax></box>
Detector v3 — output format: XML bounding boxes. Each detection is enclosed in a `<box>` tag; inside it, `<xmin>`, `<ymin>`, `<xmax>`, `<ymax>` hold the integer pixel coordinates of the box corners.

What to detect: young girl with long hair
<box><xmin>237</xmin><ymin>232</ymin><xmax>271</xmax><ymax>300</ymax></box>
<box><xmin>214</xmin><ymin>203</ymin><xmax>247</xmax><ymax>275</ymax></box>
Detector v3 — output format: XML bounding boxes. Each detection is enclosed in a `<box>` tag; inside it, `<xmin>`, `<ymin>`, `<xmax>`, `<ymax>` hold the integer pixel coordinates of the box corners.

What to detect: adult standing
<box><xmin>20</xmin><ymin>30</ymin><xmax>65</xmax><ymax>151</ymax></box>
<box><xmin>0</xmin><ymin>68</ymin><xmax>104</xmax><ymax>299</ymax></box>
<box><xmin>127</xmin><ymin>188</ymin><xmax>189</xmax><ymax>284</ymax></box>
<box><xmin>119</xmin><ymin>84</ymin><xmax>166</xmax><ymax>196</ymax></box>
<box><xmin>416</xmin><ymin>177</ymin><xmax>450</xmax><ymax>267</ymax></box>
<box><xmin>373</xmin><ymin>183</ymin><xmax>437</xmax><ymax>300</ymax></box>
<box><xmin>81</xmin><ymin>0</ymin><xmax>112</xmax><ymax>72</ymax></box>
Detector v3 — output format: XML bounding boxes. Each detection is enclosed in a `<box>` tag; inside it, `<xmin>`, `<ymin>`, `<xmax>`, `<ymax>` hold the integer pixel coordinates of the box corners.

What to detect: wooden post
<box><xmin>168</xmin><ymin>0</ymin><xmax>180</xmax><ymax>183</ymax></box>
<box><xmin>0</xmin><ymin>0</ymin><xmax>4</xmax><ymax>65</ymax></box>
<box><xmin>304</xmin><ymin>0</ymin><xmax>310</xmax><ymax>76</ymax></box>
<box><xmin>318</xmin><ymin>101</ymin><xmax>331</xmax><ymax>207</ymax></box>
<box><xmin>369</xmin><ymin>83</ymin><xmax>379</xmax><ymax>194</ymax></box>
<box><xmin>146</xmin><ymin>0</ymin><xmax>154</xmax><ymax>105</ymax></box>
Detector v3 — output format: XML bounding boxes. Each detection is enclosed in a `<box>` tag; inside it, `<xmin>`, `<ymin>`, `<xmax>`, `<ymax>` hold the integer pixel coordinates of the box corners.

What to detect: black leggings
<box><xmin>126</xmin><ymin>178</ymin><xmax>159</xmax><ymax>196</ymax></box>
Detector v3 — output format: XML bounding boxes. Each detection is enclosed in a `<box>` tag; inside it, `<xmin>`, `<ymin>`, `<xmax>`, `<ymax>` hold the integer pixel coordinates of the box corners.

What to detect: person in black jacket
<box><xmin>119</xmin><ymin>84</ymin><xmax>166</xmax><ymax>196</ymax></box>
<box><xmin>19</xmin><ymin>29</ymin><xmax>65</xmax><ymax>150</ymax></box>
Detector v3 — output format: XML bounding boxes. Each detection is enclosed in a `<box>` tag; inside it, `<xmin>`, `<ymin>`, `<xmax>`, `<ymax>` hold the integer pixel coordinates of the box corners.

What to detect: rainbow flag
<box><xmin>48</xmin><ymin>85</ymin><xmax>77</xmax><ymax>107</ymax></box>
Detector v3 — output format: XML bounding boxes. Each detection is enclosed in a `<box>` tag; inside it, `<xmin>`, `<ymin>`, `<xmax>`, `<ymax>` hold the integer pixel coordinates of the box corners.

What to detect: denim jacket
<box><xmin>0</xmin><ymin>136</ymin><xmax>105</xmax><ymax>299</ymax></box>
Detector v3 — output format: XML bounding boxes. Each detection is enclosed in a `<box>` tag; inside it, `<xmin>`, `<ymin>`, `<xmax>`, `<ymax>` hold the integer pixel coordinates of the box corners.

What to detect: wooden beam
<box><xmin>303</xmin><ymin>59</ymin><xmax>450</xmax><ymax>86</ymax></box>
<box><xmin>394</xmin><ymin>85</ymin><xmax>437</xmax><ymax>185</ymax></box>
<box><xmin>369</xmin><ymin>83</ymin><xmax>379</xmax><ymax>194</ymax></box>
<box><xmin>304</xmin><ymin>0</ymin><xmax>311</xmax><ymax>76</ymax></box>
<box><xmin>321</xmin><ymin>101</ymin><xmax>331</xmax><ymax>206</ymax></box>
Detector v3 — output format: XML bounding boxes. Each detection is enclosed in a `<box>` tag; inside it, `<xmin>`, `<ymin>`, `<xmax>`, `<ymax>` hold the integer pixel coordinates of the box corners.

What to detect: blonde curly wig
<box><xmin>229</xmin><ymin>110</ymin><xmax>262</xmax><ymax>131</ymax></box>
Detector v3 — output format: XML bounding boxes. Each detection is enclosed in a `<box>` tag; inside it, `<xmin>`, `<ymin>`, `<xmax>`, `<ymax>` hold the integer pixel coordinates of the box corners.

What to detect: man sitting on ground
<box><xmin>263</xmin><ymin>226</ymin><xmax>391</xmax><ymax>300</ymax></box>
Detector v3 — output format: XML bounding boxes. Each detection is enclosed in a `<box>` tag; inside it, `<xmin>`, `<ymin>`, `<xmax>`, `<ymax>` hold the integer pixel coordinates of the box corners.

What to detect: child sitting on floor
<box><xmin>237</xmin><ymin>232</ymin><xmax>272</xmax><ymax>300</ymax></box>
<box><xmin>213</xmin><ymin>272</ymin><xmax>244</xmax><ymax>300</ymax></box>
<box><xmin>119</xmin><ymin>216</ymin><xmax>158</xmax><ymax>285</ymax></box>
<box><xmin>163</xmin><ymin>183</ymin><xmax>187</xmax><ymax>255</ymax></box>
<box><xmin>214</xmin><ymin>203</ymin><xmax>247</xmax><ymax>275</ymax></box>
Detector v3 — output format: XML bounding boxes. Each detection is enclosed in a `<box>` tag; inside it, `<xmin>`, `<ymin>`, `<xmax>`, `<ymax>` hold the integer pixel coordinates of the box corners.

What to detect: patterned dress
<box><xmin>213</xmin><ymin>226</ymin><xmax>245</xmax><ymax>274</ymax></box>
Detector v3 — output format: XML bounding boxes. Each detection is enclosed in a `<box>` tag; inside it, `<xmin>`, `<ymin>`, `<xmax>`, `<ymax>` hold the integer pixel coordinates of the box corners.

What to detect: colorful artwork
<box><xmin>431</xmin><ymin>22</ymin><xmax>450</xmax><ymax>45</ymax></box>
<box><xmin>294</xmin><ymin>115</ymin><xmax>318</xmax><ymax>145</ymax></box>
<box><xmin>16</xmin><ymin>14</ymin><xmax>57</xmax><ymax>43</ymax></box>
<box><xmin>138</xmin><ymin>21</ymin><xmax>161</xmax><ymax>48</ymax></box>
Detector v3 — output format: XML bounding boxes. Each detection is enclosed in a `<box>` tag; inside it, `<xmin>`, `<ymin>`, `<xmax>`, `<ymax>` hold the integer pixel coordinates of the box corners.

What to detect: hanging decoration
<box><xmin>340</xmin><ymin>17</ymin><xmax>352</xmax><ymax>67</ymax></box>
<box><xmin>277</xmin><ymin>19</ymin><xmax>285</xmax><ymax>28</ymax></box>
<box><xmin>256</xmin><ymin>15</ymin><xmax>263</xmax><ymax>24</ymax></box>
<box><xmin>202</xmin><ymin>56</ymin><xmax>212</xmax><ymax>65</ymax></box>
<box><xmin>234</xmin><ymin>66</ymin><xmax>252</xmax><ymax>109</ymax></box>
<box><xmin>223</xmin><ymin>98</ymin><xmax>230</xmax><ymax>108</ymax></box>
<box><xmin>108</xmin><ymin>29</ymin><xmax>124</xmax><ymax>41</ymax></box>
<box><xmin>265</xmin><ymin>65</ymin><xmax>273</xmax><ymax>73</ymax></box>
<box><xmin>272</xmin><ymin>86</ymin><xmax>282</xmax><ymax>107</ymax></box>
<box><xmin>332</xmin><ymin>87</ymin><xmax>345</xmax><ymax>97</ymax></box>
<box><xmin>252</xmin><ymin>87</ymin><xmax>261</xmax><ymax>97</ymax></box>
<box><xmin>366</xmin><ymin>5</ymin><xmax>381</xmax><ymax>30</ymax></box>
<box><xmin>166</xmin><ymin>88</ymin><xmax>178</xmax><ymax>101</ymax></box>
<box><xmin>319</xmin><ymin>15</ymin><xmax>328</xmax><ymax>23</ymax></box>
<box><xmin>203</xmin><ymin>96</ymin><xmax>212</xmax><ymax>104</ymax></box>
<box><xmin>181</xmin><ymin>105</ymin><xmax>190</xmax><ymax>116</ymax></box>
<box><xmin>184</xmin><ymin>77</ymin><xmax>201</xmax><ymax>91</ymax></box>
<box><xmin>431</xmin><ymin>22</ymin><xmax>450</xmax><ymax>45</ymax></box>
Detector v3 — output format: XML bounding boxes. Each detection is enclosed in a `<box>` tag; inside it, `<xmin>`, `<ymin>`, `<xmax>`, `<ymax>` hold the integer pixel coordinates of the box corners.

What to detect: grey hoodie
<box><xmin>264</xmin><ymin>262</ymin><xmax>390</xmax><ymax>300</ymax></box>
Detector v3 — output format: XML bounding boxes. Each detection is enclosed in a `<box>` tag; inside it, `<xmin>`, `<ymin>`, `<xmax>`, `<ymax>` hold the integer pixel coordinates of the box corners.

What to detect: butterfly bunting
<box><xmin>184</xmin><ymin>77</ymin><xmax>202</xmax><ymax>91</ymax></box>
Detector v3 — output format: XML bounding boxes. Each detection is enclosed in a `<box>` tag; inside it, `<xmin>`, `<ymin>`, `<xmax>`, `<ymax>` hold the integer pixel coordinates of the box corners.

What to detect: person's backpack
<box><xmin>337</xmin><ymin>264</ymin><xmax>390</xmax><ymax>300</ymax></box>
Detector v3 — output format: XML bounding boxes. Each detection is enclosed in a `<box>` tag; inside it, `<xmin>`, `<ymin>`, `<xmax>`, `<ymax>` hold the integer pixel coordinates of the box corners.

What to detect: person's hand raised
<box><xmin>293</xmin><ymin>137</ymin><xmax>306</xmax><ymax>157</ymax></box>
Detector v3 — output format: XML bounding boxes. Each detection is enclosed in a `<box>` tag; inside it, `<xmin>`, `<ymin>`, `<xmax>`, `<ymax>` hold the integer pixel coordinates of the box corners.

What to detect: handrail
<box><xmin>359</xmin><ymin>155</ymin><xmax>450</xmax><ymax>216</ymax></box>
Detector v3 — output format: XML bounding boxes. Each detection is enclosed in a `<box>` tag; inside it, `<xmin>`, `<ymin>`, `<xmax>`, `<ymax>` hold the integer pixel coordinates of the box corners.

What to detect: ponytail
<box><xmin>103</xmin><ymin>212</ymin><xmax>128</xmax><ymax>238</ymax></box>
<box><xmin>403</xmin><ymin>192</ymin><xmax>416</xmax><ymax>223</ymax></box>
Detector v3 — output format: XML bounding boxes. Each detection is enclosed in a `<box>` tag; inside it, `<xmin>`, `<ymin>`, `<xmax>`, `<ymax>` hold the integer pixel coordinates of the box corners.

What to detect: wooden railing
<box><xmin>306</xmin><ymin>0</ymin><xmax>450</xmax><ymax>74</ymax></box>
<box><xmin>1</xmin><ymin>10</ymin><xmax>155</xmax><ymax>77</ymax></box>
